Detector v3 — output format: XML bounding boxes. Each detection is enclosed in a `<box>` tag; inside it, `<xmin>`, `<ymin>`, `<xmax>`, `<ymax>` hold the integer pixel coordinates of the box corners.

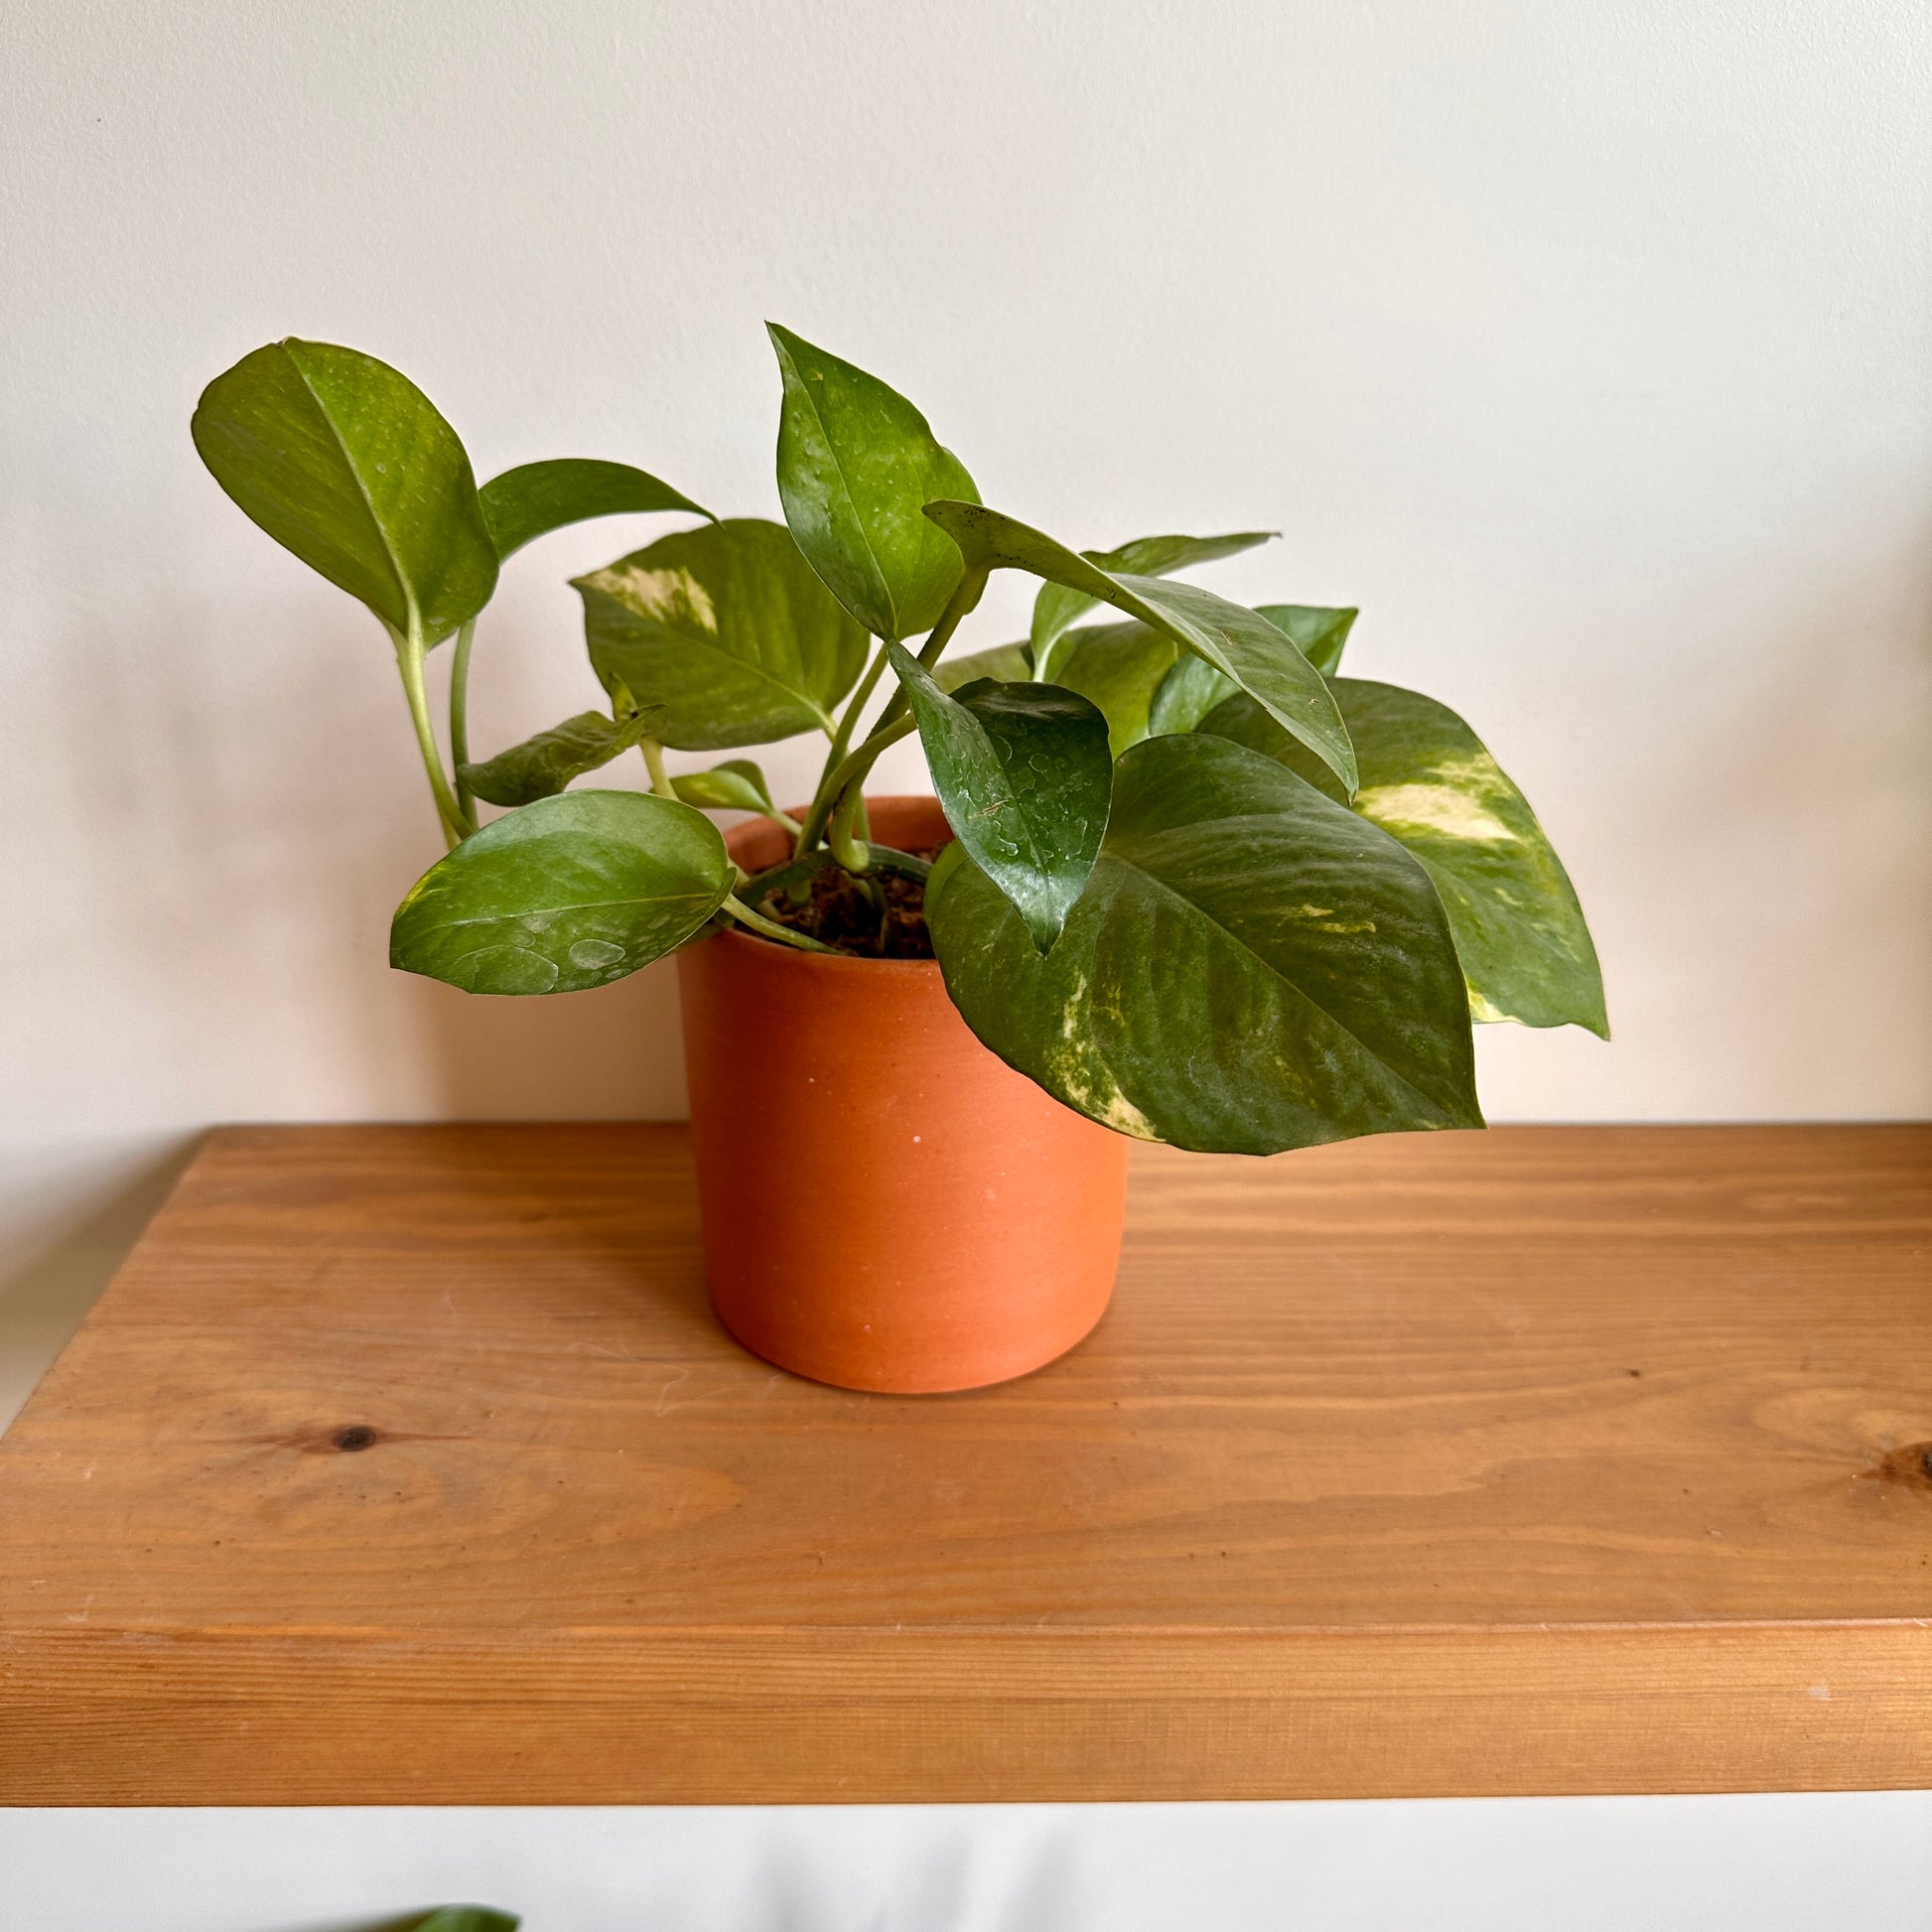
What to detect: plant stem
<box><xmin>869</xmin><ymin>566</ymin><xmax>988</xmax><ymax>741</ymax></box>
<box><xmin>792</xmin><ymin>714</ymin><xmax>915</xmax><ymax>855</ymax></box>
<box><xmin>828</xmin><ymin>780</ymin><xmax>871</xmax><ymax>872</ymax></box>
<box><xmin>449</xmin><ymin>619</ymin><xmax>478</xmax><ymax>829</ymax></box>
<box><xmin>720</xmin><ymin>893</ymin><xmax>842</xmax><ymax>953</ymax></box>
<box><xmin>921</xmin><ymin>567</ymin><xmax>988</xmax><ymax>669</ymax></box>
<box><xmin>391</xmin><ymin>618</ymin><xmax>469</xmax><ymax>849</ymax></box>
<box><xmin>796</xmin><ymin>645</ymin><xmax>888</xmax><ymax>858</ymax></box>
<box><xmin>639</xmin><ymin>737</ymin><xmax>675</xmax><ymax>800</ymax></box>
<box><xmin>792</xmin><ymin>570</ymin><xmax>986</xmax><ymax>860</ymax></box>
<box><xmin>816</xmin><ymin>645</ymin><xmax>888</xmax><ymax>792</ymax></box>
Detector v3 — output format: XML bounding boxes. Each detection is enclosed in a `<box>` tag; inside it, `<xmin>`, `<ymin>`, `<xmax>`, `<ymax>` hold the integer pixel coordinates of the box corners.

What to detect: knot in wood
<box><xmin>1861</xmin><ymin>1440</ymin><xmax>1932</xmax><ymax>1488</ymax></box>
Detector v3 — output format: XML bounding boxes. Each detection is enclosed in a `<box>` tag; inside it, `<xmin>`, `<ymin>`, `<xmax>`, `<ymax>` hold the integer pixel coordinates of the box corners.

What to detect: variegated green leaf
<box><xmin>927</xmin><ymin>731</ymin><xmax>1478</xmax><ymax>1153</ymax></box>
<box><xmin>577</xmin><ymin>518</ymin><xmax>869</xmax><ymax>750</ymax></box>
<box><xmin>1203</xmin><ymin>679</ymin><xmax>1607</xmax><ymax>1035</ymax></box>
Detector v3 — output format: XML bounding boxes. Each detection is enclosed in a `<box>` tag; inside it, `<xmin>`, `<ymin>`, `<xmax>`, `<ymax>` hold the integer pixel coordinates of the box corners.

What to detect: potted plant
<box><xmin>191</xmin><ymin>328</ymin><xmax>1606</xmax><ymax>1394</ymax></box>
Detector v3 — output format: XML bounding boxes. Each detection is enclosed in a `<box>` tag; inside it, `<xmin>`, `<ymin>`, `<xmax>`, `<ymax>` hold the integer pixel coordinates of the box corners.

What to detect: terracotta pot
<box><xmin>675</xmin><ymin>795</ymin><xmax>1131</xmax><ymax>1394</ymax></box>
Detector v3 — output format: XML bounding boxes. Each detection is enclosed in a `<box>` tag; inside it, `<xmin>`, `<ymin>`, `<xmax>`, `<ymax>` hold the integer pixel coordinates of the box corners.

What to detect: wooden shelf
<box><xmin>1</xmin><ymin>1124</ymin><xmax>1927</xmax><ymax>1805</ymax></box>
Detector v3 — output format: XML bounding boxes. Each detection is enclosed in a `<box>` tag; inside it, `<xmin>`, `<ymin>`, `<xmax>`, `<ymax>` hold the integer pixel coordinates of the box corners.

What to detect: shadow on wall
<box><xmin>67</xmin><ymin>565</ymin><xmax>699</xmax><ymax>1124</ymax></box>
<box><xmin>407</xmin><ymin>958</ymin><xmax>690</xmax><ymax>1120</ymax></box>
<box><xmin>0</xmin><ymin>1140</ymin><xmax>200</xmax><ymax>1431</ymax></box>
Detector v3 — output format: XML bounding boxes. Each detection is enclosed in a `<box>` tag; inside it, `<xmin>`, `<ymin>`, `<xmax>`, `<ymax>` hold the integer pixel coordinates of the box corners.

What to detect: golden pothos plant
<box><xmin>193</xmin><ymin>328</ymin><xmax>1606</xmax><ymax>1156</ymax></box>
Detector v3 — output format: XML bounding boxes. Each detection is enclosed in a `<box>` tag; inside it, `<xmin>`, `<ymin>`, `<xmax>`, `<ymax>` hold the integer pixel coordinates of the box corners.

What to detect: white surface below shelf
<box><xmin>4</xmin><ymin>1795</ymin><xmax>1930</xmax><ymax>1932</ymax></box>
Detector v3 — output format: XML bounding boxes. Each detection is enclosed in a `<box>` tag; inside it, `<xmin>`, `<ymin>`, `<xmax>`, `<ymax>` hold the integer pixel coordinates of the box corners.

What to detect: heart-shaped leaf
<box><xmin>576</xmin><ymin>518</ymin><xmax>869</xmax><ymax>750</ymax></box>
<box><xmin>934</xmin><ymin>640</ymin><xmax>1034</xmax><ymax>692</ymax></box>
<box><xmin>671</xmin><ymin>758</ymin><xmax>788</xmax><ymax>820</ymax></box>
<box><xmin>1203</xmin><ymin>680</ymin><xmax>1606</xmax><ymax>1035</ymax></box>
<box><xmin>479</xmin><ymin>459</ymin><xmax>714</xmax><ymax>560</ymax></box>
<box><xmin>192</xmin><ymin>339</ymin><xmax>497</xmax><ymax>643</ymax></box>
<box><xmin>1046</xmin><ymin>620</ymin><xmax>1177</xmax><ymax>756</ymax></box>
<box><xmin>927</xmin><ymin>731</ymin><xmax>1479</xmax><ymax>1153</ymax></box>
<box><xmin>887</xmin><ymin>643</ymin><xmax>1111</xmax><ymax>952</ymax></box>
<box><xmin>458</xmin><ymin>709</ymin><xmax>649</xmax><ymax>808</ymax></box>
<box><xmin>390</xmin><ymin>790</ymin><xmax>732</xmax><ymax>996</ymax></box>
<box><xmin>921</xmin><ymin>502</ymin><xmax>1357</xmax><ymax>793</ymax></box>
<box><xmin>1256</xmin><ymin>603</ymin><xmax>1357</xmax><ymax>677</ymax></box>
<box><xmin>768</xmin><ymin>324</ymin><xmax>979</xmax><ymax>639</ymax></box>
<box><xmin>1032</xmin><ymin>529</ymin><xmax>1275</xmax><ymax>677</ymax></box>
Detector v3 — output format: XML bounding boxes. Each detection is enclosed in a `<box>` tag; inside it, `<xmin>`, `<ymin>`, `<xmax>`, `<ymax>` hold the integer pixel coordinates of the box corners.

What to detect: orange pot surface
<box><xmin>676</xmin><ymin>796</ymin><xmax>1131</xmax><ymax>1394</ymax></box>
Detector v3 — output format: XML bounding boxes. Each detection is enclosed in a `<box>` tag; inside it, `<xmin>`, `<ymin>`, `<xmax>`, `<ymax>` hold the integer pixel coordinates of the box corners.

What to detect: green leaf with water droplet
<box><xmin>767</xmin><ymin>324</ymin><xmax>979</xmax><ymax>639</ymax></box>
<box><xmin>888</xmin><ymin>642</ymin><xmax>1111</xmax><ymax>953</ymax></box>
<box><xmin>1204</xmin><ymin>680</ymin><xmax>1606</xmax><ymax>1035</ymax></box>
<box><xmin>192</xmin><ymin>339</ymin><xmax>497</xmax><ymax>643</ymax></box>
<box><xmin>390</xmin><ymin>790</ymin><xmax>732</xmax><ymax>996</ymax></box>
<box><xmin>928</xmin><ymin>731</ymin><xmax>1479</xmax><ymax>1152</ymax></box>
<box><xmin>577</xmin><ymin>518</ymin><xmax>868</xmax><ymax>750</ymax></box>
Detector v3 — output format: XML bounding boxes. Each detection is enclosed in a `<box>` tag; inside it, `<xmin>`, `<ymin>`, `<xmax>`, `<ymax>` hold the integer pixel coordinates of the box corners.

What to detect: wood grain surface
<box><xmin>0</xmin><ymin>1123</ymin><xmax>1926</xmax><ymax>1804</ymax></box>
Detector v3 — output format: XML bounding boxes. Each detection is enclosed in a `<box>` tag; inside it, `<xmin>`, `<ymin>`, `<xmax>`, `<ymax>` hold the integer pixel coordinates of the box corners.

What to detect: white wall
<box><xmin>3</xmin><ymin>1</ymin><xmax>1928</xmax><ymax>1922</ymax></box>
<box><xmin>6</xmin><ymin>1796</ymin><xmax>1932</xmax><ymax>1932</ymax></box>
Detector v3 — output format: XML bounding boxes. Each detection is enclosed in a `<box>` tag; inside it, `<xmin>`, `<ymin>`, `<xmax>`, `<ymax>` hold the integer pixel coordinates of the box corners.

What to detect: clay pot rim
<box><xmin>717</xmin><ymin>792</ymin><xmax>951</xmax><ymax>977</ymax></box>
